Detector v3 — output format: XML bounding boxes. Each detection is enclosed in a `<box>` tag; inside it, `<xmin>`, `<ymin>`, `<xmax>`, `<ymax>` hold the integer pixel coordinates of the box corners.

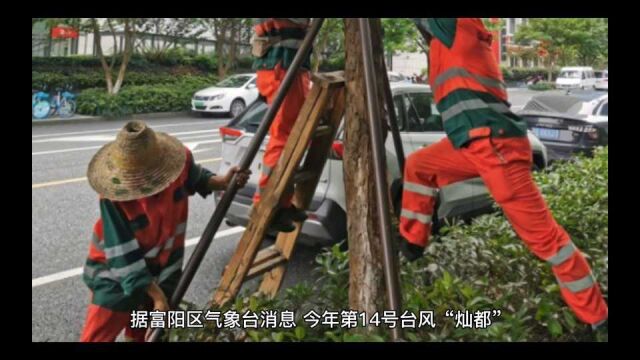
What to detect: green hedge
<box><xmin>32</xmin><ymin>70</ymin><xmax>215</xmax><ymax>91</ymax></box>
<box><xmin>168</xmin><ymin>147</ymin><xmax>608</xmax><ymax>342</ymax></box>
<box><xmin>75</xmin><ymin>75</ymin><xmax>217</xmax><ymax>117</ymax></box>
<box><xmin>32</xmin><ymin>49</ymin><xmax>219</xmax><ymax>72</ymax></box>
<box><xmin>528</xmin><ymin>81</ymin><xmax>556</xmax><ymax>91</ymax></box>
<box><xmin>501</xmin><ymin>67</ymin><xmax>560</xmax><ymax>82</ymax></box>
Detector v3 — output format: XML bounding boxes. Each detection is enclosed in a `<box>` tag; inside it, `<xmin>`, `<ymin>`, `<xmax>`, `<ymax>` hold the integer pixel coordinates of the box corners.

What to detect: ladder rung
<box><xmin>247</xmin><ymin>255</ymin><xmax>287</xmax><ymax>280</ymax></box>
<box><xmin>253</xmin><ymin>245</ymin><xmax>280</xmax><ymax>267</ymax></box>
<box><xmin>313</xmin><ymin>125</ymin><xmax>332</xmax><ymax>138</ymax></box>
<box><xmin>294</xmin><ymin>170</ymin><xmax>316</xmax><ymax>184</ymax></box>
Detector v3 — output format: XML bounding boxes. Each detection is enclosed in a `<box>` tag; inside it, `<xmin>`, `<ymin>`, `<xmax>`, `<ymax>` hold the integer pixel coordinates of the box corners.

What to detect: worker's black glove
<box><xmin>399</xmin><ymin>238</ymin><xmax>425</xmax><ymax>262</ymax></box>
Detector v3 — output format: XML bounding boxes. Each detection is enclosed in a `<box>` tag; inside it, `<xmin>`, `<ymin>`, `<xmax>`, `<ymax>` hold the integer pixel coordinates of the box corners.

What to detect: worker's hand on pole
<box><xmin>147</xmin><ymin>281</ymin><xmax>169</xmax><ymax>312</ymax></box>
<box><xmin>208</xmin><ymin>167</ymin><xmax>252</xmax><ymax>191</ymax></box>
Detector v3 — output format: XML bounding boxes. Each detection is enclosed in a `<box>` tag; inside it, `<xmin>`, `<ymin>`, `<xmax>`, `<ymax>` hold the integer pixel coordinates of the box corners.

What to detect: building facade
<box><xmin>32</xmin><ymin>20</ymin><xmax>250</xmax><ymax>58</ymax></box>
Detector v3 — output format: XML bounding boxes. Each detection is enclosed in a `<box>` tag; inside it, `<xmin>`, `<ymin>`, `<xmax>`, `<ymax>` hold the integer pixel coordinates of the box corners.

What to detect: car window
<box><xmin>393</xmin><ymin>95</ymin><xmax>407</xmax><ymax>131</ymax></box>
<box><xmin>233</xmin><ymin>100</ymin><xmax>267</xmax><ymax>133</ymax></box>
<box><xmin>247</xmin><ymin>78</ymin><xmax>257</xmax><ymax>86</ymax></box>
<box><xmin>600</xmin><ymin>102</ymin><xmax>608</xmax><ymax>116</ymax></box>
<box><xmin>404</xmin><ymin>92</ymin><xmax>442</xmax><ymax>132</ymax></box>
<box><xmin>560</xmin><ymin>71</ymin><xmax>580</xmax><ymax>79</ymax></box>
<box><xmin>216</xmin><ymin>75</ymin><xmax>253</xmax><ymax>88</ymax></box>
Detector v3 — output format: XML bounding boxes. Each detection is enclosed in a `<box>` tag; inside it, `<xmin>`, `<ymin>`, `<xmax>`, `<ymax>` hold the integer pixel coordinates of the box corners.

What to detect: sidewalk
<box><xmin>32</xmin><ymin>111</ymin><xmax>191</xmax><ymax>126</ymax></box>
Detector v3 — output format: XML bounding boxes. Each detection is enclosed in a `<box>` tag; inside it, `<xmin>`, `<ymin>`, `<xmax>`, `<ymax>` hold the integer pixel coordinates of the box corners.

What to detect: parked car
<box><xmin>215</xmin><ymin>83</ymin><xmax>549</xmax><ymax>247</ymax></box>
<box><xmin>192</xmin><ymin>73</ymin><xmax>259</xmax><ymax>118</ymax></box>
<box><xmin>555</xmin><ymin>67</ymin><xmax>597</xmax><ymax>90</ymax></box>
<box><xmin>595</xmin><ymin>69</ymin><xmax>608</xmax><ymax>91</ymax></box>
<box><xmin>388</xmin><ymin>72</ymin><xmax>412</xmax><ymax>84</ymax></box>
<box><xmin>518</xmin><ymin>91</ymin><xmax>608</xmax><ymax>161</ymax></box>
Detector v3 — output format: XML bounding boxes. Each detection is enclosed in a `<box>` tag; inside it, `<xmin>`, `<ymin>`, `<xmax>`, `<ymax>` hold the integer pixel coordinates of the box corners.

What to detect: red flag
<box><xmin>51</xmin><ymin>26</ymin><xmax>79</xmax><ymax>39</ymax></box>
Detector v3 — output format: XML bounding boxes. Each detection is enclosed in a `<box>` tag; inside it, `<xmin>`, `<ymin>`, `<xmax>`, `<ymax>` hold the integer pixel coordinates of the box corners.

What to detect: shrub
<box><xmin>75</xmin><ymin>75</ymin><xmax>217</xmax><ymax>117</ymax></box>
<box><xmin>501</xmin><ymin>67</ymin><xmax>560</xmax><ymax>83</ymax></box>
<box><xmin>528</xmin><ymin>81</ymin><xmax>556</xmax><ymax>91</ymax></box>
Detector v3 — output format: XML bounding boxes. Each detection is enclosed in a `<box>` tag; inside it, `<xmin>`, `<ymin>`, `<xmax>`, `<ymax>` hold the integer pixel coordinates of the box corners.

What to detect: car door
<box><xmin>402</xmin><ymin>90</ymin><xmax>445</xmax><ymax>151</ymax></box>
<box><xmin>244</xmin><ymin>77</ymin><xmax>259</xmax><ymax>104</ymax></box>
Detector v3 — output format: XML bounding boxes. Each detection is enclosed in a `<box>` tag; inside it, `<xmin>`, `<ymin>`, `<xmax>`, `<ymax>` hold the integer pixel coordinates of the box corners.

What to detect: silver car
<box><xmin>215</xmin><ymin>83</ymin><xmax>549</xmax><ymax>247</ymax></box>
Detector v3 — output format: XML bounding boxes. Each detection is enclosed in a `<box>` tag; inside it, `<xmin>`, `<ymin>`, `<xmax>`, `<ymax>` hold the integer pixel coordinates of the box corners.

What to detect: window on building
<box><xmin>508</xmin><ymin>18</ymin><xmax>516</xmax><ymax>34</ymax></box>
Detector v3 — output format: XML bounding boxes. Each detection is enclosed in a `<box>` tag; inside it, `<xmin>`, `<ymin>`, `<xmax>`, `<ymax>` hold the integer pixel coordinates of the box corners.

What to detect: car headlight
<box><xmin>211</xmin><ymin>94</ymin><xmax>225</xmax><ymax>100</ymax></box>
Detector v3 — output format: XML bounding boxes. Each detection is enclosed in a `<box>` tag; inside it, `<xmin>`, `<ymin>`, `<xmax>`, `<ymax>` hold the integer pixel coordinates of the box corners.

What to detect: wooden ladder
<box><xmin>211</xmin><ymin>71</ymin><xmax>346</xmax><ymax>307</ymax></box>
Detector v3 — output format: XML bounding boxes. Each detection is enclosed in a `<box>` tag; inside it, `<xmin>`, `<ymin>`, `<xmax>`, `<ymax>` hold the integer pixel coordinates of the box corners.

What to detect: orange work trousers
<box><xmin>80</xmin><ymin>303</ymin><xmax>147</xmax><ymax>342</ymax></box>
<box><xmin>399</xmin><ymin>135</ymin><xmax>608</xmax><ymax>326</ymax></box>
<box><xmin>253</xmin><ymin>64</ymin><xmax>310</xmax><ymax>208</ymax></box>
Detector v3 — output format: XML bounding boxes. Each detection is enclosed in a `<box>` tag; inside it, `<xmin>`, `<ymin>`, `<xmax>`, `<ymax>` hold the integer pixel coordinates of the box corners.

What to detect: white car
<box><xmin>192</xmin><ymin>73</ymin><xmax>259</xmax><ymax>118</ymax></box>
<box><xmin>388</xmin><ymin>71</ymin><xmax>412</xmax><ymax>84</ymax></box>
<box><xmin>595</xmin><ymin>70</ymin><xmax>608</xmax><ymax>91</ymax></box>
<box><xmin>555</xmin><ymin>67</ymin><xmax>597</xmax><ymax>90</ymax></box>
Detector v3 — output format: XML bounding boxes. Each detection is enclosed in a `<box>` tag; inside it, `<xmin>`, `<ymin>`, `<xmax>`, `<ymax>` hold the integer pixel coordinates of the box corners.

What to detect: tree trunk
<box><xmin>113</xmin><ymin>19</ymin><xmax>134</xmax><ymax>95</ymax></box>
<box><xmin>93</xmin><ymin>19</ymin><xmax>114</xmax><ymax>94</ymax></box>
<box><xmin>343</xmin><ymin>18</ymin><xmax>389</xmax><ymax>333</ymax></box>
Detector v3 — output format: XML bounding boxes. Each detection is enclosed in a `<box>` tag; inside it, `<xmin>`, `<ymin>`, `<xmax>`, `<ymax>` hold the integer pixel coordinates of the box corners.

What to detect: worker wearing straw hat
<box><xmin>79</xmin><ymin>120</ymin><xmax>250</xmax><ymax>342</ymax></box>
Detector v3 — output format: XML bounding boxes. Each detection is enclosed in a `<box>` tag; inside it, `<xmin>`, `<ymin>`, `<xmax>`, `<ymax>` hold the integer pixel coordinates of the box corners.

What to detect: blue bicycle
<box><xmin>32</xmin><ymin>85</ymin><xmax>77</xmax><ymax>119</ymax></box>
<box><xmin>50</xmin><ymin>85</ymin><xmax>77</xmax><ymax>118</ymax></box>
<box><xmin>32</xmin><ymin>86</ymin><xmax>52</xmax><ymax>119</ymax></box>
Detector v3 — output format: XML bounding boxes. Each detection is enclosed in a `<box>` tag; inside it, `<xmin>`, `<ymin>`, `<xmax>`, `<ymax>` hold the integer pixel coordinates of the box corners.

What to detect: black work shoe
<box><xmin>268</xmin><ymin>208</ymin><xmax>296</xmax><ymax>233</ymax></box>
<box><xmin>281</xmin><ymin>205</ymin><xmax>308</xmax><ymax>222</ymax></box>
<box><xmin>393</xmin><ymin>229</ymin><xmax>425</xmax><ymax>262</ymax></box>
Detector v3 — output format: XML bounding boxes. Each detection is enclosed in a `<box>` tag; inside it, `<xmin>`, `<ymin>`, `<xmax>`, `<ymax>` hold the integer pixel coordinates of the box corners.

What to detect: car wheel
<box><xmin>230</xmin><ymin>99</ymin><xmax>246</xmax><ymax>118</ymax></box>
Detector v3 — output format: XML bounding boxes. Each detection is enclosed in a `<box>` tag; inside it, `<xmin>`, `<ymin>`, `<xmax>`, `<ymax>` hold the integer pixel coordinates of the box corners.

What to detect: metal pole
<box><xmin>379</xmin><ymin>57</ymin><xmax>405</xmax><ymax>174</ymax></box>
<box><xmin>148</xmin><ymin>18</ymin><xmax>325</xmax><ymax>342</ymax></box>
<box><xmin>358</xmin><ymin>18</ymin><xmax>403</xmax><ymax>342</ymax></box>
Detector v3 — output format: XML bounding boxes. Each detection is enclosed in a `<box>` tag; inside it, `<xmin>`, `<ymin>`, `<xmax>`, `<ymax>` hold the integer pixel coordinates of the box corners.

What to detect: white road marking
<box><xmin>33</xmin><ymin>130</ymin><xmax>219</xmax><ymax>144</ymax></box>
<box><xmin>31</xmin><ymin>226</ymin><xmax>245</xmax><ymax>288</ymax></box>
<box><xmin>32</xmin><ymin>139</ymin><xmax>222</xmax><ymax>156</ymax></box>
<box><xmin>32</xmin><ymin>145</ymin><xmax>103</xmax><ymax>156</ymax></box>
<box><xmin>191</xmin><ymin>147</ymin><xmax>219</xmax><ymax>154</ymax></box>
<box><xmin>184</xmin><ymin>139</ymin><xmax>222</xmax><ymax>150</ymax></box>
<box><xmin>31</xmin><ymin>121</ymin><xmax>224</xmax><ymax>139</ymax></box>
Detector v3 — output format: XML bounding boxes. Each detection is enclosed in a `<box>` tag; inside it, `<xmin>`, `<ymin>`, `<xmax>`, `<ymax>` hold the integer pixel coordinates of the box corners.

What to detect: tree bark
<box><xmin>343</xmin><ymin>18</ymin><xmax>390</xmax><ymax>333</ymax></box>
<box><xmin>92</xmin><ymin>19</ymin><xmax>114</xmax><ymax>94</ymax></box>
<box><xmin>113</xmin><ymin>19</ymin><xmax>134</xmax><ymax>94</ymax></box>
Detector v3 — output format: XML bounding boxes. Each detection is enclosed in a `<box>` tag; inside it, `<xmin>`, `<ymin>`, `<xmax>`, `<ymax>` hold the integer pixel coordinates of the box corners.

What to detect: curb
<box><xmin>32</xmin><ymin>111</ymin><xmax>192</xmax><ymax>126</ymax></box>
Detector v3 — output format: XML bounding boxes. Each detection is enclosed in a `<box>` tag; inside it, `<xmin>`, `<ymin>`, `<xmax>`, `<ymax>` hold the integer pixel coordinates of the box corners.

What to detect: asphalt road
<box><xmin>32</xmin><ymin>88</ymin><xmax>541</xmax><ymax>342</ymax></box>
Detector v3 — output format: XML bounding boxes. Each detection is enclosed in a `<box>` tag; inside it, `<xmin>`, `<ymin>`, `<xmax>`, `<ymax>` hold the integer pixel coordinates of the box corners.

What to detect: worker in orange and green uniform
<box><xmin>80</xmin><ymin>121</ymin><xmax>250</xmax><ymax>342</ymax></box>
<box><xmin>397</xmin><ymin>18</ymin><xmax>608</xmax><ymax>330</ymax></box>
<box><xmin>251</xmin><ymin>18</ymin><xmax>311</xmax><ymax>233</ymax></box>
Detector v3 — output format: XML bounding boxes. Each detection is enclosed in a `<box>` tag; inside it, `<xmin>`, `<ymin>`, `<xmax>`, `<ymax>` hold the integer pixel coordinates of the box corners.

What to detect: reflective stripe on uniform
<box><xmin>158</xmin><ymin>257</ymin><xmax>183</xmax><ymax>284</ymax></box>
<box><xmin>434</xmin><ymin>67</ymin><xmax>506</xmax><ymax>91</ymax></box>
<box><xmin>164</xmin><ymin>236</ymin><xmax>175</xmax><ymax>251</ymax></box>
<box><xmin>111</xmin><ymin>259</ymin><xmax>147</xmax><ymax>278</ymax></box>
<box><xmin>273</xmin><ymin>39</ymin><xmax>303</xmax><ymax>49</ymax></box>
<box><xmin>441</xmin><ymin>99</ymin><xmax>511</xmax><ymax>122</ymax></box>
<box><xmin>104</xmin><ymin>239</ymin><xmax>140</xmax><ymax>259</ymax></box>
<box><xmin>400</xmin><ymin>209</ymin><xmax>432</xmax><ymax>224</ymax></box>
<box><xmin>91</xmin><ymin>233</ymin><xmax>103</xmax><ymax>251</ymax></box>
<box><xmin>546</xmin><ymin>241</ymin><xmax>577</xmax><ymax>266</ymax></box>
<box><xmin>558</xmin><ymin>273</ymin><xmax>596</xmax><ymax>293</ymax></box>
<box><xmin>262</xmin><ymin>165</ymin><xmax>273</xmax><ymax>177</ymax></box>
<box><xmin>84</xmin><ymin>264</ymin><xmax>119</xmax><ymax>281</ymax></box>
<box><xmin>175</xmin><ymin>222</ymin><xmax>187</xmax><ymax>236</ymax></box>
<box><xmin>404</xmin><ymin>182</ymin><xmax>437</xmax><ymax>197</ymax></box>
<box><xmin>145</xmin><ymin>222</ymin><xmax>187</xmax><ymax>258</ymax></box>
